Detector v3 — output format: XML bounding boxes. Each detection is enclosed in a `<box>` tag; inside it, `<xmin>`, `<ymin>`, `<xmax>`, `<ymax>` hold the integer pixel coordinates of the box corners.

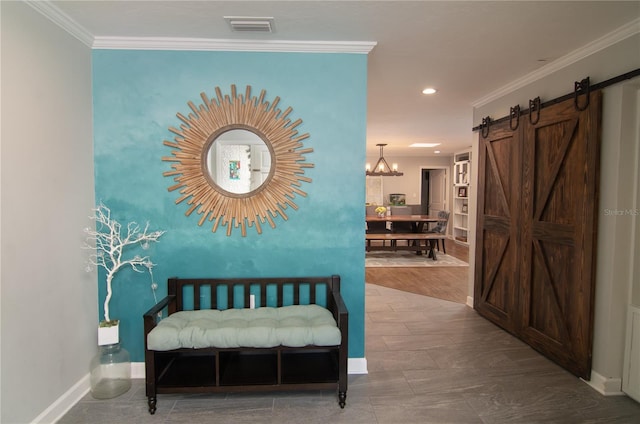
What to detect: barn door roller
<box><xmin>471</xmin><ymin>68</ymin><xmax>640</xmax><ymax>132</ymax></box>
<box><xmin>509</xmin><ymin>105</ymin><xmax>520</xmax><ymax>130</ymax></box>
<box><xmin>574</xmin><ymin>77</ymin><xmax>591</xmax><ymax>111</ymax></box>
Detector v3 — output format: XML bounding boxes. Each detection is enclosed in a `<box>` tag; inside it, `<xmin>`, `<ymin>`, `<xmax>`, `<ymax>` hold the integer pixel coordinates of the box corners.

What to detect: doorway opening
<box><xmin>365</xmin><ymin>164</ymin><xmax>469</xmax><ymax>304</ymax></box>
<box><xmin>420</xmin><ymin>167</ymin><xmax>448</xmax><ymax>217</ymax></box>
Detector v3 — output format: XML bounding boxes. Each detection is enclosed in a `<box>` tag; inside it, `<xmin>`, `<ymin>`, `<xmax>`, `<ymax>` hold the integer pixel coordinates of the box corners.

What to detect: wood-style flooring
<box><xmin>60</xmin><ymin>281</ymin><xmax>640</xmax><ymax>423</ymax></box>
<box><xmin>366</xmin><ymin>239</ymin><xmax>469</xmax><ymax>304</ymax></box>
<box><xmin>59</xmin><ymin>240</ymin><xmax>640</xmax><ymax>422</ymax></box>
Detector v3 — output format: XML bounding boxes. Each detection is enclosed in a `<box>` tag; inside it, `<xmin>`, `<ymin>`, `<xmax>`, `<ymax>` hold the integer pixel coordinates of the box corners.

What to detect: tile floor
<box><xmin>60</xmin><ymin>284</ymin><xmax>640</xmax><ymax>423</ymax></box>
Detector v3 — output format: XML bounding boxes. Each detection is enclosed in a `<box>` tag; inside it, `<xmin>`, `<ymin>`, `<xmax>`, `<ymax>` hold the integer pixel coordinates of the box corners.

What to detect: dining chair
<box><xmin>424</xmin><ymin>210</ymin><xmax>450</xmax><ymax>253</ymax></box>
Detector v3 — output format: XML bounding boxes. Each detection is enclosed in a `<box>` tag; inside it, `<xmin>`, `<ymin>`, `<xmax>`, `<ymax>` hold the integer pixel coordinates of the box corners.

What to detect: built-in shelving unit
<box><xmin>453</xmin><ymin>151</ymin><xmax>471</xmax><ymax>245</ymax></box>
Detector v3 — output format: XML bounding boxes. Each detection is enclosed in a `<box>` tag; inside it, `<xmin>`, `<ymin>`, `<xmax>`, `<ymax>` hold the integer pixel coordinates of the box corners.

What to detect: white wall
<box><xmin>364</xmin><ymin>154</ymin><xmax>457</xmax><ymax>206</ymax></box>
<box><xmin>632</xmin><ymin>88</ymin><xmax>640</xmax><ymax>310</ymax></box>
<box><xmin>1</xmin><ymin>2</ymin><xmax>97</xmax><ymax>422</ymax></box>
<box><xmin>473</xmin><ymin>32</ymin><xmax>640</xmax><ymax>393</ymax></box>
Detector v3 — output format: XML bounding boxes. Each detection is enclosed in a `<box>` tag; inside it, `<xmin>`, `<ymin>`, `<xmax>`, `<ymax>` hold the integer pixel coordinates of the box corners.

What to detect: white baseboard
<box><xmin>348</xmin><ymin>357</ymin><xmax>368</xmax><ymax>374</ymax></box>
<box><xmin>31</xmin><ymin>374</ymin><xmax>90</xmax><ymax>424</ymax></box>
<box><xmin>583</xmin><ymin>370</ymin><xmax>625</xmax><ymax>396</ymax></box>
<box><xmin>131</xmin><ymin>361</ymin><xmax>146</xmax><ymax>379</ymax></box>
<box><xmin>33</xmin><ymin>363</ymin><xmax>142</xmax><ymax>423</ymax></box>
<box><xmin>466</xmin><ymin>296</ymin><xmax>474</xmax><ymax>308</ymax></box>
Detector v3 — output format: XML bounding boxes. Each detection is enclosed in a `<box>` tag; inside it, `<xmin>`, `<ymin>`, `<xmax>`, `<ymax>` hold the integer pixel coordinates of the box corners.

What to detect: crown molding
<box><xmin>472</xmin><ymin>17</ymin><xmax>640</xmax><ymax>108</ymax></box>
<box><xmin>92</xmin><ymin>37</ymin><xmax>377</xmax><ymax>54</ymax></box>
<box><xmin>26</xmin><ymin>1</ymin><xmax>375</xmax><ymax>54</ymax></box>
<box><xmin>25</xmin><ymin>0</ymin><xmax>94</xmax><ymax>47</ymax></box>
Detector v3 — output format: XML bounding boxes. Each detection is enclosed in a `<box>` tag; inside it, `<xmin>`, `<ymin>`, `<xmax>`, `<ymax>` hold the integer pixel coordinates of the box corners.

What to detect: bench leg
<box><xmin>429</xmin><ymin>240</ymin><xmax>438</xmax><ymax>260</ymax></box>
<box><xmin>338</xmin><ymin>391</ymin><xmax>347</xmax><ymax>408</ymax></box>
<box><xmin>147</xmin><ymin>396</ymin><xmax>157</xmax><ymax>414</ymax></box>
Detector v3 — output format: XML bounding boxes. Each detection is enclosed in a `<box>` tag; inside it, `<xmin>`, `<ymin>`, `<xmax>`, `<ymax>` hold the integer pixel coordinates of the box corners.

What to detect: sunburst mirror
<box><xmin>162</xmin><ymin>85</ymin><xmax>313</xmax><ymax>236</ymax></box>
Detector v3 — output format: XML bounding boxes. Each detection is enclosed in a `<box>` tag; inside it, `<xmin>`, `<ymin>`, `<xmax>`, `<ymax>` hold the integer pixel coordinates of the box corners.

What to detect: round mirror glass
<box><xmin>205</xmin><ymin>129</ymin><xmax>272</xmax><ymax>195</ymax></box>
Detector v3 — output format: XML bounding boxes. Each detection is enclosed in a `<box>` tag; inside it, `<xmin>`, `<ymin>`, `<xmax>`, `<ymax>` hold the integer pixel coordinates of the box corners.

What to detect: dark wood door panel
<box><xmin>521</xmin><ymin>239</ymin><xmax>588</xmax><ymax>377</ymax></box>
<box><xmin>531</xmin><ymin>119</ymin><xmax>583</xmax><ymax>225</ymax></box>
<box><xmin>475</xmin><ymin>229</ymin><xmax>517</xmax><ymax>332</ymax></box>
<box><xmin>520</xmin><ymin>92</ymin><xmax>601</xmax><ymax>379</ymax></box>
<box><xmin>475</xmin><ymin>122</ymin><xmax>521</xmax><ymax>333</ymax></box>
<box><xmin>475</xmin><ymin>92</ymin><xmax>601</xmax><ymax>380</ymax></box>
<box><xmin>524</xmin><ymin>240</ymin><xmax>576</xmax><ymax>342</ymax></box>
<box><xmin>484</xmin><ymin>135</ymin><xmax>513</xmax><ymax>217</ymax></box>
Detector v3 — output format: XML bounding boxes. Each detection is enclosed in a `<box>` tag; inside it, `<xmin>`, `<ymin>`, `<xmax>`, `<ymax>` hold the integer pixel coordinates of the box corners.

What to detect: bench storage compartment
<box><xmin>143</xmin><ymin>276</ymin><xmax>348</xmax><ymax>414</ymax></box>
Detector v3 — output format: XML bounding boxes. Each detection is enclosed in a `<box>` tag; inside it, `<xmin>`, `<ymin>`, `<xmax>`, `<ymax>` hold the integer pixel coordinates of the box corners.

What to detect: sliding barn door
<box><xmin>520</xmin><ymin>92</ymin><xmax>602</xmax><ymax>379</ymax></box>
<box><xmin>474</xmin><ymin>122</ymin><xmax>522</xmax><ymax>334</ymax></box>
<box><xmin>475</xmin><ymin>93</ymin><xmax>602</xmax><ymax>379</ymax></box>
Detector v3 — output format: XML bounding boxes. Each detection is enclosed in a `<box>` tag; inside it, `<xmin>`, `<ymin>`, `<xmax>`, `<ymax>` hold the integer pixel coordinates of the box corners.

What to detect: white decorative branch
<box><xmin>84</xmin><ymin>203</ymin><xmax>166</xmax><ymax>323</ymax></box>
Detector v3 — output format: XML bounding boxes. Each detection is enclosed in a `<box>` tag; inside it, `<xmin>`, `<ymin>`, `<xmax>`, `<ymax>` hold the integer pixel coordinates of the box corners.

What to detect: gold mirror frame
<box><xmin>163</xmin><ymin>85</ymin><xmax>313</xmax><ymax>236</ymax></box>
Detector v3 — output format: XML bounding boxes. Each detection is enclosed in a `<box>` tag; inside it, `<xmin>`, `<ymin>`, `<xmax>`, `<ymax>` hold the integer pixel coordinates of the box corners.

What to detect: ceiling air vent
<box><xmin>224</xmin><ymin>16</ymin><xmax>274</xmax><ymax>33</ymax></box>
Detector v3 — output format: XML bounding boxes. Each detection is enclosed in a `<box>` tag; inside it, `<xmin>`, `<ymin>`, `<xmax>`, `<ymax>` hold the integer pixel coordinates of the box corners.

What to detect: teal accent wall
<box><xmin>92</xmin><ymin>50</ymin><xmax>367</xmax><ymax>361</ymax></box>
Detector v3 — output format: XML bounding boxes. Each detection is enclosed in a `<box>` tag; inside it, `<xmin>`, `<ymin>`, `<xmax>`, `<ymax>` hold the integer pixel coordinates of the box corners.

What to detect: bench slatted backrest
<box><xmin>167</xmin><ymin>276</ymin><xmax>338</xmax><ymax>314</ymax></box>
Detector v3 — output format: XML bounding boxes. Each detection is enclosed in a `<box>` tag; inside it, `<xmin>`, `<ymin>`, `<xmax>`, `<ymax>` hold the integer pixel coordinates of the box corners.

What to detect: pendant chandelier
<box><xmin>366</xmin><ymin>144</ymin><xmax>403</xmax><ymax>176</ymax></box>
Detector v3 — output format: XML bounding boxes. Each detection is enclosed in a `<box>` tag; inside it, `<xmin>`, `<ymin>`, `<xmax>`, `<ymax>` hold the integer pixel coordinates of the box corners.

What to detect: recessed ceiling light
<box><xmin>434</xmin><ymin>150</ymin><xmax>441</xmax><ymax>154</ymax></box>
<box><xmin>409</xmin><ymin>143</ymin><xmax>441</xmax><ymax>148</ymax></box>
<box><xmin>422</xmin><ymin>88</ymin><xmax>437</xmax><ymax>95</ymax></box>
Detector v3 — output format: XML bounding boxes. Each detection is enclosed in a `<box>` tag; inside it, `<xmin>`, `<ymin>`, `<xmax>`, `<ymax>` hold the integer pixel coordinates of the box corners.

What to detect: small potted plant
<box><xmin>375</xmin><ymin>206</ymin><xmax>387</xmax><ymax>217</ymax></box>
<box><xmin>84</xmin><ymin>203</ymin><xmax>165</xmax><ymax>344</ymax></box>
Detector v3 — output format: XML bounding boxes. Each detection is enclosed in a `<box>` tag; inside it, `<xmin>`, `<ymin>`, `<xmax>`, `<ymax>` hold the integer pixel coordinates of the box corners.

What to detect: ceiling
<box><xmin>48</xmin><ymin>1</ymin><xmax>640</xmax><ymax>156</ymax></box>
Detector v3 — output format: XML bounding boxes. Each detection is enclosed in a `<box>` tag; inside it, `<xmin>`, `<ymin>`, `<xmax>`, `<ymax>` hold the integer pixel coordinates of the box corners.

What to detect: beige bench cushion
<box><xmin>147</xmin><ymin>304</ymin><xmax>341</xmax><ymax>351</ymax></box>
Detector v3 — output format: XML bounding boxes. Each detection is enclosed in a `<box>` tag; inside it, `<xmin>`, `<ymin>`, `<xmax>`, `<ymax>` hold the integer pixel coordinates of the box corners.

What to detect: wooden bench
<box><xmin>143</xmin><ymin>276</ymin><xmax>348</xmax><ymax>414</ymax></box>
<box><xmin>365</xmin><ymin>233</ymin><xmax>441</xmax><ymax>259</ymax></box>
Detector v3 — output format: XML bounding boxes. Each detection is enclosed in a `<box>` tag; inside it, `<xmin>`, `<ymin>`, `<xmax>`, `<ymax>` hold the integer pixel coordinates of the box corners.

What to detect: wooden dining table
<box><xmin>366</xmin><ymin>214</ymin><xmax>441</xmax><ymax>257</ymax></box>
<box><xmin>365</xmin><ymin>214</ymin><xmax>440</xmax><ymax>233</ymax></box>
